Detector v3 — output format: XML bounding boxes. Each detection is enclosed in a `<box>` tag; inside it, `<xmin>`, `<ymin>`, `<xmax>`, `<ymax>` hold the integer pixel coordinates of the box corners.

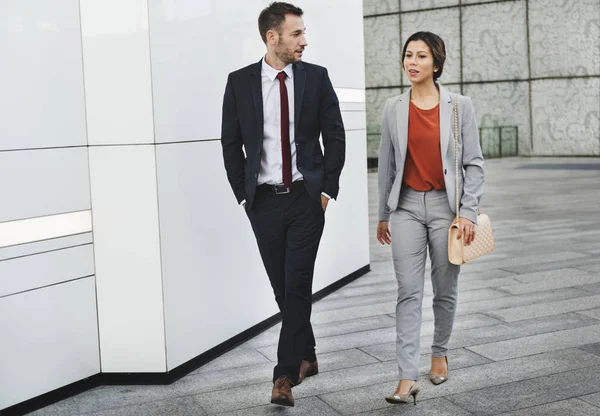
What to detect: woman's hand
<box><xmin>377</xmin><ymin>221</ymin><xmax>392</xmax><ymax>245</ymax></box>
<box><xmin>455</xmin><ymin>217</ymin><xmax>476</xmax><ymax>246</ymax></box>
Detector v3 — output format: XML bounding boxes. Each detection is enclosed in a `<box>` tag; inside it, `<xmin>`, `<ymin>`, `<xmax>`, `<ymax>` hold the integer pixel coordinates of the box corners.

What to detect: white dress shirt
<box><xmin>240</xmin><ymin>57</ymin><xmax>331</xmax><ymax>205</ymax></box>
<box><xmin>258</xmin><ymin>58</ymin><xmax>303</xmax><ymax>185</ymax></box>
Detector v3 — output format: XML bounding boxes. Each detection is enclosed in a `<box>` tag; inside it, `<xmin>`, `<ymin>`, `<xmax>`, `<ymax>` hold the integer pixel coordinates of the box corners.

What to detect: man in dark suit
<box><xmin>221</xmin><ymin>1</ymin><xmax>345</xmax><ymax>407</ymax></box>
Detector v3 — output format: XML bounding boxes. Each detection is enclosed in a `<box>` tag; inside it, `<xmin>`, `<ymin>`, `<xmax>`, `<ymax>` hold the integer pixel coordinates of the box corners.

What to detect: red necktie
<box><xmin>276</xmin><ymin>71</ymin><xmax>292</xmax><ymax>188</ymax></box>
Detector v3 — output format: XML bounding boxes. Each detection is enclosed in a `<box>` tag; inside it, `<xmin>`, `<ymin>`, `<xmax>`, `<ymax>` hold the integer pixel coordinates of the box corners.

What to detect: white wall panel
<box><xmin>0</xmin><ymin>245</ymin><xmax>94</xmax><ymax>297</ymax></box>
<box><xmin>0</xmin><ymin>148</ymin><xmax>91</xmax><ymax>223</ymax></box>
<box><xmin>89</xmin><ymin>145</ymin><xmax>166</xmax><ymax>372</ymax></box>
<box><xmin>341</xmin><ymin>111</ymin><xmax>367</xmax><ymax>131</ymax></box>
<box><xmin>314</xmin><ymin>129</ymin><xmax>370</xmax><ymax>292</ymax></box>
<box><xmin>0</xmin><ymin>232</ymin><xmax>93</xmax><ymax>262</ymax></box>
<box><xmin>300</xmin><ymin>0</ymin><xmax>366</xmax><ymax>89</ymax></box>
<box><xmin>148</xmin><ymin>0</ymin><xmax>365</xmax><ymax>143</ymax></box>
<box><xmin>148</xmin><ymin>0</ymin><xmax>266</xmax><ymax>143</ymax></box>
<box><xmin>0</xmin><ymin>0</ymin><xmax>87</xmax><ymax>151</ymax></box>
<box><xmin>80</xmin><ymin>0</ymin><xmax>155</xmax><ymax>145</ymax></box>
<box><xmin>0</xmin><ymin>277</ymin><xmax>100</xmax><ymax>410</ymax></box>
<box><xmin>156</xmin><ymin>141</ymin><xmax>275</xmax><ymax>370</ymax></box>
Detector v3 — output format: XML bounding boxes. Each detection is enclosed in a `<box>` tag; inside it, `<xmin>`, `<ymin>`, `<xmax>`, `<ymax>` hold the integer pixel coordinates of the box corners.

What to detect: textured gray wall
<box><xmin>364</xmin><ymin>0</ymin><xmax>600</xmax><ymax>158</ymax></box>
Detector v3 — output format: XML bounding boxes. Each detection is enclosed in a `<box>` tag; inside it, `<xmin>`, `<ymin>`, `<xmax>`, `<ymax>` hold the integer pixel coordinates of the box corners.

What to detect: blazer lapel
<box><xmin>395</xmin><ymin>90</ymin><xmax>410</xmax><ymax>156</ymax></box>
<box><xmin>439</xmin><ymin>86</ymin><xmax>453</xmax><ymax>157</ymax></box>
<box><xmin>293</xmin><ymin>62</ymin><xmax>306</xmax><ymax>134</ymax></box>
<box><xmin>249</xmin><ymin>59</ymin><xmax>264</xmax><ymax>142</ymax></box>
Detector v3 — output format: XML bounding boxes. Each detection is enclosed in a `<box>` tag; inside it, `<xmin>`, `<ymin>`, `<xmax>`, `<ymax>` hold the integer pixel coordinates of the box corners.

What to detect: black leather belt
<box><xmin>257</xmin><ymin>180</ymin><xmax>304</xmax><ymax>195</ymax></box>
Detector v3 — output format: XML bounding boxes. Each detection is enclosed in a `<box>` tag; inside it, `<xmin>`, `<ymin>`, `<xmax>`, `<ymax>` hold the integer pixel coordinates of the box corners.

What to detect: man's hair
<box><xmin>402</xmin><ymin>31</ymin><xmax>446</xmax><ymax>81</ymax></box>
<box><xmin>258</xmin><ymin>2</ymin><xmax>303</xmax><ymax>44</ymax></box>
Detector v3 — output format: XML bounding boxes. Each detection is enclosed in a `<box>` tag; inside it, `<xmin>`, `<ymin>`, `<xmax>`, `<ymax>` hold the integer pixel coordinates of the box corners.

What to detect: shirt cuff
<box><xmin>321</xmin><ymin>192</ymin><xmax>332</xmax><ymax>200</ymax></box>
<box><xmin>240</xmin><ymin>199</ymin><xmax>246</xmax><ymax>206</ymax></box>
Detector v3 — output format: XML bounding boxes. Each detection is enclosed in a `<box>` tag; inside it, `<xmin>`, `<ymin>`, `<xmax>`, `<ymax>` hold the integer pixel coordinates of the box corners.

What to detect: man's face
<box><xmin>273</xmin><ymin>14</ymin><xmax>307</xmax><ymax>64</ymax></box>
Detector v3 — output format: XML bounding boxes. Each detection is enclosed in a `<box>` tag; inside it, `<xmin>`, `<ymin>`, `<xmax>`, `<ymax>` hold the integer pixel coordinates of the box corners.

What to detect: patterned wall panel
<box><xmin>401</xmin><ymin>8</ymin><xmax>461</xmax><ymax>85</ymax></box>
<box><xmin>529</xmin><ymin>0</ymin><xmax>600</xmax><ymax>77</ymax></box>
<box><xmin>461</xmin><ymin>0</ymin><xmax>501</xmax><ymax>4</ymax></box>
<box><xmin>401</xmin><ymin>0</ymin><xmax>459</xmax><ymax>12</ymax></box>
<box><xmin>531</xmin><ymin>78</ymin><xmax>600</xmax><ymax>155</ymax></box>
<box><xmin>462</xmin><ymin>1</ymin><xmax>529</xmax><ymax>81</ymax></box>
<box><xmin>366</xmin><ymin>87</ymin><xmax>403</xmax><ymax>134</ymax></box>
<box><xmin>366</xmin><ymin>87</ymin><xmax>402</xmax><ymax>158</ymax></box>
<box><xmin>363</xmin><ymin>0</ymin><xmax>400</xmax><ymax>15</ymax></box>
<box><xmin>464</xmin><ymin>81</ymin><xmax>531</xmax><ymax>156</ymax></box>
<box><xmin>364</xmin><ymin>14</ymin><xmax>401</xmax><ymax>87</ymax></box>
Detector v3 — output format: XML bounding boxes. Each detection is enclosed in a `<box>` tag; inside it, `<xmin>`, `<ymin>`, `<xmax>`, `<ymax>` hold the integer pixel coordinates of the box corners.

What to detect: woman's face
<box><xmin>403</xmin><ymin>40</ymin><xmax>438</xmax><ymax>84</ymax></box>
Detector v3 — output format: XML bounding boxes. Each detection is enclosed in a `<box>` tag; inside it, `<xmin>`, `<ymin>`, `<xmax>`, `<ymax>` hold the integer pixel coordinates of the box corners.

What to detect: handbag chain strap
<box><xmin>453</xmin><ymin>94</ymin><xmax>460</xmax><ymax>222</ymax></box>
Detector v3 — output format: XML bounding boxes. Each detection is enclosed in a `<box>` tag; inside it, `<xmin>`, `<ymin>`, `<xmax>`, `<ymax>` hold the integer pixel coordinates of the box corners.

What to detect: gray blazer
<box><xmin>377</xmin><ymin>85</ymin><xmax>484</xmax><ymax>224</ymax></box>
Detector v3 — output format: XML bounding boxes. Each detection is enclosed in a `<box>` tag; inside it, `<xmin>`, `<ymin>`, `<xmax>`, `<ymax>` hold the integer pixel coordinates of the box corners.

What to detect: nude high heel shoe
<box><xmin>430</xmin><ymin>356</ymin><xmax>449</xmax><ymax>385</ymax></box>
<box><xmin>385</xmin><ymin>381</ymin><xmax>421</xmax><ymax>405</ymax></box>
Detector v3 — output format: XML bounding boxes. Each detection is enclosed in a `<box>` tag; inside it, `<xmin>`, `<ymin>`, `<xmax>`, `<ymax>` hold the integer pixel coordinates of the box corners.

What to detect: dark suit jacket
<box><xmin>221</xmin><ymin>59</ymin><xmax>346</xmax><ymax>208</ymax></box>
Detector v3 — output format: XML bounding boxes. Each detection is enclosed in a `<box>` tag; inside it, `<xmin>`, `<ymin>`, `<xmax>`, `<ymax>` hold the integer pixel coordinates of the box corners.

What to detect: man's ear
<box><xmin>266</xmin><ymin>29</ymin><xmax>278</xmax><ymax>45</ymax></box>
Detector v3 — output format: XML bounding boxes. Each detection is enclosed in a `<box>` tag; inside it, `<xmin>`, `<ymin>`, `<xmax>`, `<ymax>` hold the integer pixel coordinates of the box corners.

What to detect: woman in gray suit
<box><xmin>376</xmin><ymin>31</ymin><xmax>484</xmax><ymax>405</ymax></box>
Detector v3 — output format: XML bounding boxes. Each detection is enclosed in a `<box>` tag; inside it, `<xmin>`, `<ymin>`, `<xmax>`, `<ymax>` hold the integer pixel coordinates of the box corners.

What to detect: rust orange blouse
<box><xmin>402</xmin><ymin>101</ymin><xmax>446</xmax><ymax>191</ymax></box>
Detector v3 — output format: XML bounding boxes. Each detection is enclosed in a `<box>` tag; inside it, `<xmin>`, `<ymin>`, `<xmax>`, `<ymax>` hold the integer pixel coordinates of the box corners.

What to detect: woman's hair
<box><xmin>402</xmin><ymin>31</ymin><xmax>446</xmax><ymax>81</ymax></box>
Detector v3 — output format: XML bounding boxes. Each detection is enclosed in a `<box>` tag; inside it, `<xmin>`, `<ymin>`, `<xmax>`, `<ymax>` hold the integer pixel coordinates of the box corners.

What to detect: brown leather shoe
<box><xmin>271</xmin><ymin>376</ymin><xmax>294</xmax><ymax>407</ymax></box>
<box><xmin>298</xmin><ymin>359</ymin><xmax>319</xmax><ymax>384</ymax></box>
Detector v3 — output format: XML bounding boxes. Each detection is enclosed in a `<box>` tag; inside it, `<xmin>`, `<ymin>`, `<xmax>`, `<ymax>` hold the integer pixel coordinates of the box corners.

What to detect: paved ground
<box><xmin>32</xmin><ymin>157</ymin><xmax>600</xmax><ymax>415</ymax></box>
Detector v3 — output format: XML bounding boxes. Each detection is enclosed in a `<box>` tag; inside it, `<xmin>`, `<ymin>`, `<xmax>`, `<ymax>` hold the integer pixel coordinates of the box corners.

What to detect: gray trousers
<box><xmin>390</xmin><ymin>187</ymin><xmax>460</xmax><ymax>380</ymax></box>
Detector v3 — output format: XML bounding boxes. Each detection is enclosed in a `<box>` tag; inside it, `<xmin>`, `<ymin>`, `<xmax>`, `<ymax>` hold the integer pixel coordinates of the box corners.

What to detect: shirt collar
<box><xmin>262</xmin><ymin>56</ymin><xmax>293</xmax><ymax>81</ymax></box>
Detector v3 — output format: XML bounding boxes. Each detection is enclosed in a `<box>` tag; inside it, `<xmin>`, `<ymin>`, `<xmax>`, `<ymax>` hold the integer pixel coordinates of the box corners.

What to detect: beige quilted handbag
<box><xmin>448</xmin><ymin>95</ymin><xmax>495</xmax><ymax>265</ymax></box>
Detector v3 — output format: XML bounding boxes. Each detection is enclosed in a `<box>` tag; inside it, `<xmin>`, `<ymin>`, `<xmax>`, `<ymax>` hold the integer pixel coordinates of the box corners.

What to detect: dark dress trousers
<box><xmin>221</xmin><ymin>59</ymin><xmax>345</xmax><ymax>384</ymax></box>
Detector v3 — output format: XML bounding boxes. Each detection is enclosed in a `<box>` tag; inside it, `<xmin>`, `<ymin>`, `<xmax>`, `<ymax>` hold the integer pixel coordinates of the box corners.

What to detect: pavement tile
<box><xmin>576</xmin><ymin>283</ymin><xmax>600</xmax><ymax>294</ymax></box>
<box><xmin>496</xmin><ymin>399</ymin><xmax>600</xmax><ymax>415</ymax></box>
<box><xmin>580</xmin><ymin>343</ymin><xmax>600</xmax><ymax>357</ymax></box>
<box><xmin>357</xmin><ymin>346</ymin><xmax>492</xmax><ymax>371</ymax></box>
<box><xmin>579</xmin><ymin>392</ymin><xmax>600</xmax><ymax>408</ymax></box>
<box><xmin>580</xmin><ymin>264</ymin><xmax>600</xmax><ymax>273</ymax></box>
<box><xmin>28</xmin><ymin>385</ymin><xmax>177</xmax><ymax>416</ymax></box>
<box><xmin>498</xmin><ymin>273</ymin><xmax>600</xmax><ymax>295</ymax></box>
<box><xmin>488</xmin><ymin>294</ymin><xmax>600</xmax><ymax>322</ymax></box>
<box><xmin>195</xmin><ymin>345</ymin><xmax>271</xmax><ymax>373</ymax></box>
<box><xmin>246</xmin><ymin>315</ymin><xmax>396</xmax><ymax>349</ymax></box>
<box><xmin>458</xmin><ymin>276</ymin><xmax>522</xmax><ymax>291</ymax></box>
<box><xmin>257</xmin><ymin>327</ymin><xmax>396</xmax><ymax>360</ymax></box>
<box><xmin>317</xmin><ymin>349</ymin><xmax>600</xmax><ymax>415</ymax></box>
<box><xmin>363</xmin><ymin>312</ymin><xmax>599</xmax><ymax>358</ymax></box>
<box><xmin>579</xmin><ymin>308</ymin><xmax>600</xmax><ymax>320</ymax></box>
<box><xmin>501</xmin><ymin>256</ymin><xmax>600</xmax><ymax>275</ymax></box>
<box><xmin>467</xmin><ymin>324</ymin><xmax>600</xmax><ymax>361</ymax></box>
<box><xmin>448</xmin><ymin>366</ymin><xmax>600</xmax><ymax>415</ymax></box>
<box><xmin>350</xmin><ymin>397</ymin><xmax>472</xmax><ymax>416</ymax></box>
<box><xmin>182</xmin><ymin>349</ymin><xmax>378</xmax><ymax>395</ymax></box>
<box><xmin>84</xmin><ymin>396</ymin><xmax>207</xmax><ymax>416</ymax></box>
<box><xmin>193</xmin><ymin>361</ymin><xmax>397</xmax><ymax>414</ymax></box>
<box><xmin>509</xmin><ymin>268</ymin><xmax>592</xmax><ymax>284</ymax></box>
<box><xmin>455</xmin><ymin>252</ymin><xmax>589</xmax><ymax>274</ymax></box>
<box><xmin>215</xmin><ymin>396</ymin><xmax>340</xmax><ymax>416</ymax></box>
<box><xmin>454</xmin><ymin>288</ymin><xmax>595</xmax><ymax>318</ymax></box>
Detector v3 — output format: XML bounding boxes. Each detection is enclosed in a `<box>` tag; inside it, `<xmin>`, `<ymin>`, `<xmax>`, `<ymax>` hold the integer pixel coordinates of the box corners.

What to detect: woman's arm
<box><xmin>460</xmin><ymin>97</ymin><xmax>485</xmax><ymax>225</ymax></box>
<box><xmin>378</xmin><ymin>99</ymin><xmax>397</xmax><ymax>222</ymax></box>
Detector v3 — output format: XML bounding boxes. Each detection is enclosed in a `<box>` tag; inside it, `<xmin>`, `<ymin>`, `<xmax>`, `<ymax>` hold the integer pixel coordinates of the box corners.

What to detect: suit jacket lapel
<box><xmin>293</xmin><ymin>62</ymin><xmax>306</xmax><ymax>135</ymax></box>
<box><xmin>249</xmin><ymin>59</ymin><xmax>264</xmax><ymax>143</ymax></box>
<box><xmin>396</xmin><ymin>90</ymin><xmax>410</xmax><ymax>156</ymax></box>
<box><xmin>439</xmin><ymin>86</ymin><xmax>453</xmax><ymax>157</ymax></box>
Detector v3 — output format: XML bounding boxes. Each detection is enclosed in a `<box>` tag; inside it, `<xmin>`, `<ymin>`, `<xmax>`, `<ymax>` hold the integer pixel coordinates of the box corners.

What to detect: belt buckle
<box><xmin>274</xmin><ymin>184</ymin><xmax>290</xmax><ymax>194</ymax></box>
